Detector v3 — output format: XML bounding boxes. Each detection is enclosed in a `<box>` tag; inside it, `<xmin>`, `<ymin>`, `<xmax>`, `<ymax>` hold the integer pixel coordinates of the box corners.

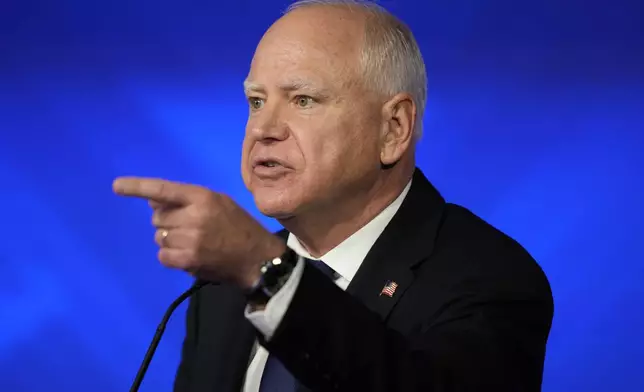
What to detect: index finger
<box><xmin>113</xmin><ymin>177</ymin><xmax>192</xmax><ymax>205</ymax></box>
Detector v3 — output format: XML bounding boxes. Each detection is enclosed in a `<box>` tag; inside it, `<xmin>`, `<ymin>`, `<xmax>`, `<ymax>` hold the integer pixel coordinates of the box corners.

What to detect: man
<box><xmin>113</xmin><ymin>0</ymin><xmax>554</xmax><ymax>391</ymax></box>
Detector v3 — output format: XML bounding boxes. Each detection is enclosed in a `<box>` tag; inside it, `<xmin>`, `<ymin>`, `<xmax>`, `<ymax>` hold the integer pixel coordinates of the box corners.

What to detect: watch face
<box><xmin>270</xmin><ymin>272</ymin><xmax>290</xmax><ymax>294</ymax></box>
<box><xmin>247</xmin><ymin>249</ymin><xmax>296</xmax><ymax>301</ymax></box>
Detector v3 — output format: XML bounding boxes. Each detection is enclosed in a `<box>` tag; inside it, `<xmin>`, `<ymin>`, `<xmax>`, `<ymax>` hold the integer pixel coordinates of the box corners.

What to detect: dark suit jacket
<box><xmin>173</xmin><ymin>168</ymin><xmax>554</xmax><ymax>392</ymax></box>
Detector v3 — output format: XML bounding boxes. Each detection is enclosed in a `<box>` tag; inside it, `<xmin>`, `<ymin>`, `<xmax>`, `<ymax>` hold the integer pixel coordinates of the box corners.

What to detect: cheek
<box><xmin>300</xmin><ymin>119</ymin><xmax>370</xmax><ymax>181</ymax></box>
<box><xmin>240</xmin><ymin>130</ymin><xmax>253</xmax><ymax>184</ymax></box>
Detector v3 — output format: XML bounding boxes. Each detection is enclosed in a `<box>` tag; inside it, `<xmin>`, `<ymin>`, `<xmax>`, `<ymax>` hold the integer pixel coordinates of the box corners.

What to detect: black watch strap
<box><xmin>245</xmin><ymin>246</ymin><xmax>299</xmax><ymax>304</ymax></box>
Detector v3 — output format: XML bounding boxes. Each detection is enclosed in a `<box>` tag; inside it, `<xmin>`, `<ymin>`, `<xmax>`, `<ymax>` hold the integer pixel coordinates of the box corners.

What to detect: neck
<box><xmin>279</xmin><ymin>165</ymin><xmax>413</xmax><ymax>258</ymax></box>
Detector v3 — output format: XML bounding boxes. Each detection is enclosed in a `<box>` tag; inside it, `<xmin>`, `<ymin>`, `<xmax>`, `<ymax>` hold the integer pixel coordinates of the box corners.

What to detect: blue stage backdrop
<box><xmin>1</xmin><ymin>0</ymin><xmax>642</xmax><ymax>391</ymax></box>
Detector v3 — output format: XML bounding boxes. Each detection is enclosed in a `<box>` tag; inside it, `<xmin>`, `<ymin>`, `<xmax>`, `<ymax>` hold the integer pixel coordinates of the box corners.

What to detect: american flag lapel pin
<box><xmin>380</xmin><ymin>280</ymin><xmax>398</xmax><ymax>297</ymax></box>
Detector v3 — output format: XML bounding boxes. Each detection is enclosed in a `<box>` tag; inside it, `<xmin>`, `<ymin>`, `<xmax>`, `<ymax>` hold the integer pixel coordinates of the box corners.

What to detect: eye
<box><xmin>294</xmin><ymin>95</ymin><xmax>314</xmax><ymax>108</ymax></box>
<box><xmin>248</xmin><ymin>97</ymin><xmax>264</xmax><ymax>110</ymax></box>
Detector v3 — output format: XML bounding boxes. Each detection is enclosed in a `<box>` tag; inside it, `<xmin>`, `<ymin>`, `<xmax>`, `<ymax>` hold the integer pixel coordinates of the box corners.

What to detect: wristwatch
<box><xmin>245</xmin><ymin>246</ymin><xmax>299</xmax><ymax>305</ymax></box>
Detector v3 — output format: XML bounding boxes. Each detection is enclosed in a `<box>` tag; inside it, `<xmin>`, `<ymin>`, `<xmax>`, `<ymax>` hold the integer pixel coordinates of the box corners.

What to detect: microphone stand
<box><xmin>129</xmin><ymin>281</ymin><xmax>209</xmax><ymax>392</ymax></box>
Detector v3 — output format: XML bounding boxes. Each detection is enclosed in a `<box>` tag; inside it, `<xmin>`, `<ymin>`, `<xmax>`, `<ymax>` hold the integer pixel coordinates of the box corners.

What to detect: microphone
<box><xmin>129</xmin><ymin>280</ymin><xmax>210</xmax><ymax>392</ymax></box>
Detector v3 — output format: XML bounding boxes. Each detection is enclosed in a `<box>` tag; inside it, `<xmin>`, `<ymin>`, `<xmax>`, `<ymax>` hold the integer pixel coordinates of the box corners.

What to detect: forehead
<box><xmin>247</xmin><ymin>7</ymin><xmax>365</xmax><ymax>90</ymax></box>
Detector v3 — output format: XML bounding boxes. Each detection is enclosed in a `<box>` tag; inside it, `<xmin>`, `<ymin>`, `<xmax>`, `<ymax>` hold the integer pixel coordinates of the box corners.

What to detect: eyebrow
<box><xmin>243</xmin><ymin>80</ymin><xmax>264</xmax><ymax>94</ymax></box>
<box><xmin>243</xmin><ymin>79</ymin><xmax>331</xmax><ymax>97</ymax></box>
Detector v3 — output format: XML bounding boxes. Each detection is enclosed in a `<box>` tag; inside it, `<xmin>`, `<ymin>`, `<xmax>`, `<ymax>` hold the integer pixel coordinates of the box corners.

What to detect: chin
<box><xmin>252</xmin><ymin>189</ymin><xmax>299</xmax><ymax>219</ymax></box>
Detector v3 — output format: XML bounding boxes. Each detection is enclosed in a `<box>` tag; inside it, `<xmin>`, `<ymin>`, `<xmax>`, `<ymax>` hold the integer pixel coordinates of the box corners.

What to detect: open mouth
<box><xmin>252</xmin><ymin>158</ymin><xmax>292</xmax><ymax>179</ymax></box>
<box><xmin>258</xmin><ymin>160</ymin><xmax>280</xmax><ymax>168</ymax></box>
<box><xmin>254</xmin><ymin>158</ymin><xmax>289</xmax><ymax>169</ymax></box>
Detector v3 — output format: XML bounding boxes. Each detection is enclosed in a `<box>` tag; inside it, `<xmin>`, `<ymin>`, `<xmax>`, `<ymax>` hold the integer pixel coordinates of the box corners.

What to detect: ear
<box><xmin>379</xmin><ymin>93</ymin><xmax>416</xmax><ymax>166</ymax></box>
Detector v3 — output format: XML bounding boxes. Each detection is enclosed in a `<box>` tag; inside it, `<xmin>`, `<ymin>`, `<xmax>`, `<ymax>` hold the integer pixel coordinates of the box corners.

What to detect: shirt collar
<box><xmin>287</xmin><ymin>179</ymin><xmax>413</xmax><ymax>283</ymax></box>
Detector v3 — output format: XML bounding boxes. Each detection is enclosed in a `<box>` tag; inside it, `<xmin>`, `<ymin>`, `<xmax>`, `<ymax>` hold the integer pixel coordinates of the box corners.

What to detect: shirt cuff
<box><xmin>245</xmin><ymin>256</ymin><xmax>305</xmax><ymax>340</ymax></box>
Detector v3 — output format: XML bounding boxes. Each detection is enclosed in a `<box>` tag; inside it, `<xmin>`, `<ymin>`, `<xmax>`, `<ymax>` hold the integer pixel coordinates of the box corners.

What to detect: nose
<box><xmin>248</xmin><ymin>107</ymin><xmax>289</xmax><ymax>143</ymax></box>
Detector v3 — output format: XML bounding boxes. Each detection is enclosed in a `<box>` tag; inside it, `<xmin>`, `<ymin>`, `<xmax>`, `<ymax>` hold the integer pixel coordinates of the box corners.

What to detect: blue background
<box><xmin>1</xmin><ymin>0</ymin><xmax>642</xmax><ymax>391</ymax></box>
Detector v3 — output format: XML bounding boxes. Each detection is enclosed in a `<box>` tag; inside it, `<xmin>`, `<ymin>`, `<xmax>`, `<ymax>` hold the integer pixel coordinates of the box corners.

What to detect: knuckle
<box><xmin>187</xmin><ymin>204</ymin><xmax>205</xmax><ymax>222</ymax></box>
<box><xmin>192</xmin><ymin>187</ymin><xmax>212</xmax><ymax>205</ymax></box>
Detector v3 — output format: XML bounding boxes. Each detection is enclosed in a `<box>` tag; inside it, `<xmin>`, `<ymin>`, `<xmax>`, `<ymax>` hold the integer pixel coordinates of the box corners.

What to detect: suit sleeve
<box><xmin>258</xmin><ymin>262</ymin><xmax>553</xmax><ymax>392</ymax></box>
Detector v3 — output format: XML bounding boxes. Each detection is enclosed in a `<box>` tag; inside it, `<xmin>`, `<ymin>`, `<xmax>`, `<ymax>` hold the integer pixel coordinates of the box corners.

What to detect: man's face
<box><xmin>241</xmin><ymin>8</ymin><xmax>383</xmax><ymax>219</ymax></box>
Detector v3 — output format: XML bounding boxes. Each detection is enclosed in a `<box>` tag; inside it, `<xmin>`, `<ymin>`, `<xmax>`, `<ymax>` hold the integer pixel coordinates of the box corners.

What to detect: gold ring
<box><xmin>160</xmin><ymin>229</ymin><xmax>169</xmax><ymax>247</ymax></box>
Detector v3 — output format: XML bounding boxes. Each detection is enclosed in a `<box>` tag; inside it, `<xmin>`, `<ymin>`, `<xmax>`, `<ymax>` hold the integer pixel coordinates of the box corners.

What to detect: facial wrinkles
<box><xmin>246</xmin><ymin>11</ymin><xmax>372</xmax><ymax>169</ymax></box>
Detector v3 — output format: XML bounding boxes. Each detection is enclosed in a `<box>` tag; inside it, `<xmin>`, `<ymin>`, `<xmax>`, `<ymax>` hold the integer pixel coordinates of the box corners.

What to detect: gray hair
<box><xmin>284</xmin><ymin>0</ymin><xmax>427</xmax><ymax>140</ymax></box>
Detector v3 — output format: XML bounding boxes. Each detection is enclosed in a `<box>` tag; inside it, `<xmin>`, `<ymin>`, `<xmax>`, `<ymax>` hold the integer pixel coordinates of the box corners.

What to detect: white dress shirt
<box><xmin>242</xmin><ymin>179</ymin><xmax>412</xmax><ymax>392</ymax></box>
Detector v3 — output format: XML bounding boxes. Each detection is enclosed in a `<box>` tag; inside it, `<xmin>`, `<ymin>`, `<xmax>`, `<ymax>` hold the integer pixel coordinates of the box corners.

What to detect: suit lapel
<box><xmin>346</xmin><ymin>168</ymin><xmax>446</xmax><ymax>321</ymax></box>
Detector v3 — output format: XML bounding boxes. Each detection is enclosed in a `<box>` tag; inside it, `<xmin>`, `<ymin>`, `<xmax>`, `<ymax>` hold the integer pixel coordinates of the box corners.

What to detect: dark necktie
<box><xmin>258</xmin><ymin>259</ymin><xmax>338</xmax><ymax>392</ymax></box>
<box><xmin>309</xmin><ymin>259</ymin><xmax>340</xmax><ymax>280</ymax></box>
